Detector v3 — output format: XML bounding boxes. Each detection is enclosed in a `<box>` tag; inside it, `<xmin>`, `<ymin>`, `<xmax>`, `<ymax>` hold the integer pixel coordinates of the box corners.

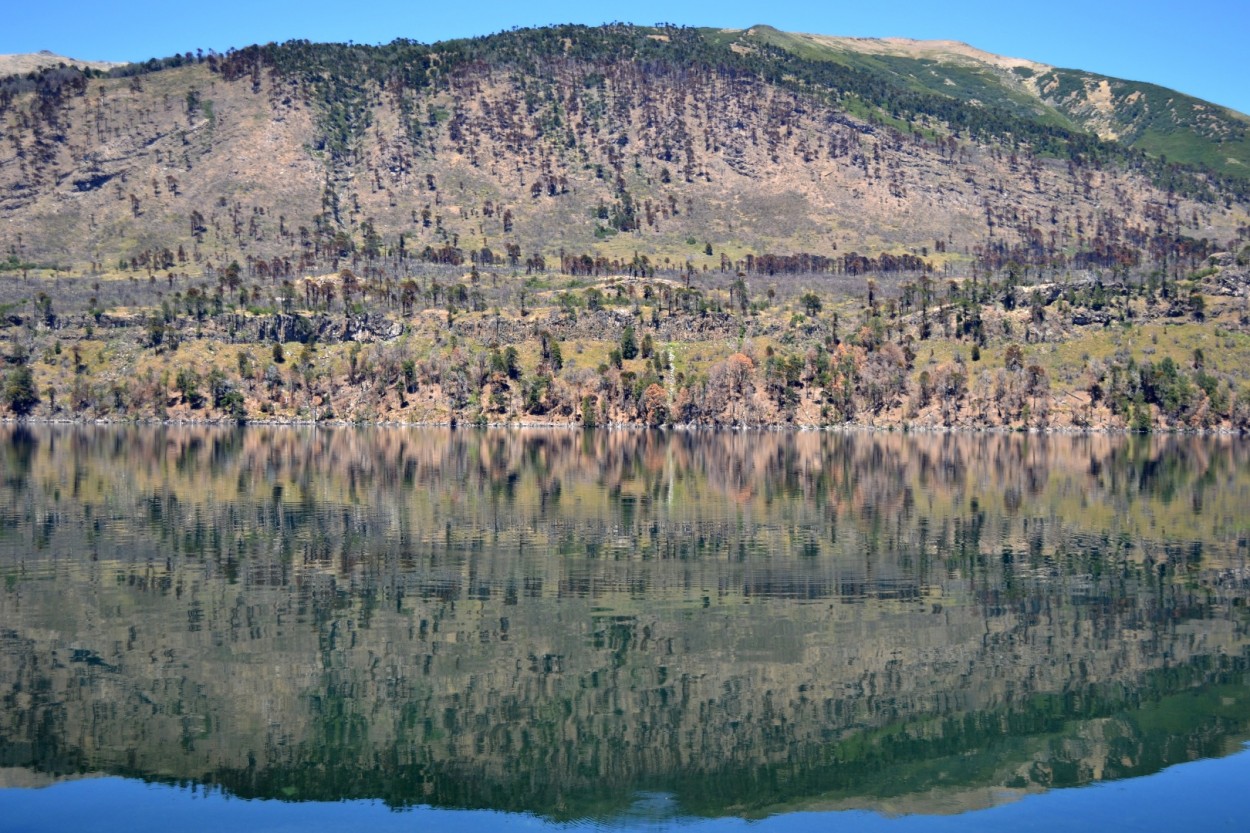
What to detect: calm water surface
<box><xmin>0</xmin><ymin>426</ymin><xmax>1248</xmax><ymax>831</ymax></box>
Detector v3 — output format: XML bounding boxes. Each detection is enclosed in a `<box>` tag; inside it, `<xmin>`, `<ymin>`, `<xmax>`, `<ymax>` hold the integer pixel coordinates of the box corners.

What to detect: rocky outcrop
<box><xmin>253</xmin><ymin>312</ymin><xmax>403</xmax><ymax>343</ymax></box>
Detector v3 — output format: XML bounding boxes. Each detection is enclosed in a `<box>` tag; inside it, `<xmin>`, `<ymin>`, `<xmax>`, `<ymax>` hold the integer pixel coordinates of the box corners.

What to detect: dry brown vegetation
<box><xmin>2</xmin><ymin>28</ymin><xmax>1250</xmax><ymax>430</ymax></box>
<box><xmin>1</xmin><ymin>40</ymin><xmax>1244</xmax><ymax>281</ymax></box>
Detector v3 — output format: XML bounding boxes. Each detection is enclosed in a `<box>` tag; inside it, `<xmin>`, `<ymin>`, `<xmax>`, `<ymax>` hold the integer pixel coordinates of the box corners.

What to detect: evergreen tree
<box><xmin>3</xmin><ymin>365</ymin><xmax>39</xmax><ymax>416</ymax></box>
<box><xmin>621</xmin><ymin>324</ymin><xmax>638</xmax><ymax>360</ymax></box>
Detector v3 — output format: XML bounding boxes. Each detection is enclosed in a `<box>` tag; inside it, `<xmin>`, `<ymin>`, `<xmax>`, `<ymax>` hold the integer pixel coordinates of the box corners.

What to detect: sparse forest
<box><xmin>2</xmin><ymin>23</ymin><xmax>1250</xmax><ymax>430</ymax></box>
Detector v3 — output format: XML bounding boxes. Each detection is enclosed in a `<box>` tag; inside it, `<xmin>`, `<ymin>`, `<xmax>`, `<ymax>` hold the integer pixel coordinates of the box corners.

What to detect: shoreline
<box><xmin>3</xmin><ymin>415</ymin><xmax>1245</xmax><ymax>437</ymax></box>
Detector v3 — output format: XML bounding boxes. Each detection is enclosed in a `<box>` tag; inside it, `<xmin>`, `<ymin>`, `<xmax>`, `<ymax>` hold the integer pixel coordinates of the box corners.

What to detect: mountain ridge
<box><xmin>719</xmin><ymin>25</ymin><xmax>1250</xmax><ymax>174</ymax></box>
<box><xmin>0</xmin><ymin>50</ymin><xmax>121</xmax><ymax>75</ymax></box>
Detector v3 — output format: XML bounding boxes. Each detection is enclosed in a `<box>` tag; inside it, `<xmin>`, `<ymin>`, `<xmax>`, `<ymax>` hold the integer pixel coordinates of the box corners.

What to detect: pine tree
<box><xmin>3</xmin><ymin>365</ymin><xmax>39</xmax><ymax>416</ymax></box>
<box><xmin>620</xmin><ymin>324</ymin><xmax>638</xmax><ymax>360</ymax></box>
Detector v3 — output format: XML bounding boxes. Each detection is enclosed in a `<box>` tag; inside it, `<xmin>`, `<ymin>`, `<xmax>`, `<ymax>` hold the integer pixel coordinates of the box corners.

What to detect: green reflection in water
<box><xmin>0</xmin><ymin>426</ymin><xmax>1248</xmax><ymax>821</ymax></box>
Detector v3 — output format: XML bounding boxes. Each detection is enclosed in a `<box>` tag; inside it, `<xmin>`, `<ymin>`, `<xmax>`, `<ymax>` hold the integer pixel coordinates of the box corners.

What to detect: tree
<box><xmin>504</xmin><ymin>347</ymin><xmax>521</xmax><ymax>380</ymax></box>
<box><xmin>491</xmin><ymin>347</ymin><xmax>521</xmax><ymax>380</ymax></box>
<box><xmin>1004</xmin><ymin>344</ymin><xmax>1025</xmax><ymax>372</ymax></box>
<box><xmin>1190</xmin><ymin>289</ymin><xmax>1206</xmax><ymax>321</ymax></box>
<box><xmin>360</xmin><ymin>218</ymin><xmax>382</xmax><ymax>258</ymax></box>
<box><xmin>800</xmin><ymin>292</ymin><xmax>822</xmax><ymax>315</ymax></box>
<box><xmin>540</xmin><ymin>331</ymin><xmax>564</xmax><ymax>373</ymax></box>
<box><xmin>620</xmin><ymin>324</ymin><xmax>638</xmax><ymax>360</ymax></box>
<box><xmin>400</xmin><ymin>280</ymin><xmax>419</xmax><ymax>315</ymax></box>
<box><xmin>3</xmin><ymin>365</ymin><xmax>39</xmax><ymax>416</ymax></box>
<box><xmin>175</xmin><ymin>368</ymin><xmax>204</xmax><ymax>408</ymax></box>
<box><xmin>223</xmin><ymin>260</ymin><xmax>242</xmax><ymax>290</ymax></box>
<box><xmin>642</xmin><ymin>383</ymin><xmax>668</xmax><ymax>426</ymax></box>
<box><xmin>33</xmin><ymin>292</ymin><xmax>54</xmax><ymax>326</ymax></box>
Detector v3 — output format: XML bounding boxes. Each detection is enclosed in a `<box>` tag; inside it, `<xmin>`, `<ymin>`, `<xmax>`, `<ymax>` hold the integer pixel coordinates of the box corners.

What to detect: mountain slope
<box><xmin>0</xmin><ymin>23</ymin><xmax>1245</xmax><ymax>278</ymax></box>
<box><xmin>725</xmin><ymin>25</ymin><xmax>1250</xmax><ymax>177</ymax></box>
<box><xmin>3</xmin><ymin>26</ymin><xmax>1250</xmax><ymax>431</ymax></box>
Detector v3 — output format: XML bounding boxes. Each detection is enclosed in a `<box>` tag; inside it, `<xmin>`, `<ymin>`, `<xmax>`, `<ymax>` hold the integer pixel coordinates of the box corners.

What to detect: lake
<box><xmin>1</xmin><ymin>426</ymin><xmax>1248</xmax><ymax>831</ymax></box>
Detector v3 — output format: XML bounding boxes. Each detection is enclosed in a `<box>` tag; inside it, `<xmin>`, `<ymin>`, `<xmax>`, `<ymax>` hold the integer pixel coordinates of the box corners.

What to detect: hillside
<box><xmin>2</xmin><ymin>23</ymin><xmax>1248</xmax><ymax>273</ymax></box>
<box><xmin>726</xmin><ymin>26</ymin><xmax>1250</xmax><ymax>176</ymax></box>
<box><xmin>1</xmin><ymin>24</ymin><xmax>1250</xmax><ymax>430</ymax></box>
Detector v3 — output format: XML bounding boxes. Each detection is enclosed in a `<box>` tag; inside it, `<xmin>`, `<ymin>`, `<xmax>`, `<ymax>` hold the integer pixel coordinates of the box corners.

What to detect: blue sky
<box><xmin>4</xmin><ymin>0</ymin><xmax>1248</xmax><ymax>114</ymax></box>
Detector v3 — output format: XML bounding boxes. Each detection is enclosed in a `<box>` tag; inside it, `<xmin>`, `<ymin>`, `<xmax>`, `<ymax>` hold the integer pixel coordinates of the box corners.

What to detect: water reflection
<box><xmin>0</xmin><ymin>427</ymin><xmax>1248</xmax><ymax>821</ymax></box>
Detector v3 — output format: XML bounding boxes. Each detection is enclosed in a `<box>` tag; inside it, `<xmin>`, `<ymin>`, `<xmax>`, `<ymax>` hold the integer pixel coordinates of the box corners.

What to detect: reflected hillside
<box><xmin>0</xmin><ymin>427</ymin><xmax>1248</xmax><ymax>819</ymax></box>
